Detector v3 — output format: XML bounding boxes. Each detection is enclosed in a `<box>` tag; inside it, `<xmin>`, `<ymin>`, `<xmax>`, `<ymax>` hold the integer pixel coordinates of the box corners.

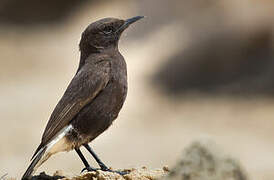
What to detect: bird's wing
<box><xmin>32</xmin><ymin>60</ymin><xmax>110</xmax><ymax>159</ymax></box>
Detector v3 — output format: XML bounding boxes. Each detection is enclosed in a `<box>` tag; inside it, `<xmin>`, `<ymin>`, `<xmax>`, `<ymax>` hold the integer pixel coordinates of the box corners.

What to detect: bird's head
<box><xmin>79</xmin><ymin>16</ymin><xmax>144</xmax><ymax>54</ymax></box>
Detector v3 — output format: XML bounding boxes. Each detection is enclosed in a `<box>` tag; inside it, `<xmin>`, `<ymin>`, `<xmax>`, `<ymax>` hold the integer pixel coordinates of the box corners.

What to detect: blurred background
<box><xmin>0</xmin><ymin>0</ymin><xmax>274</xmax><ymax>179</ymax></box>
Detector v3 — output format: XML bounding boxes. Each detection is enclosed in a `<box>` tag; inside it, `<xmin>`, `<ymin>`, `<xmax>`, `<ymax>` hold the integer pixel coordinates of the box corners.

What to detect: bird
<box><xmin>22</xmin><ymin>16</ymin><xmax>144</xmax><ymax>180</ymax></box>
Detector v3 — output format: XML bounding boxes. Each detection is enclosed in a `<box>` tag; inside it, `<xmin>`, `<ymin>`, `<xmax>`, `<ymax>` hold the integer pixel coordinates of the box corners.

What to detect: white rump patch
<box><xmin>33</xmin><ymin>124</ymin><xmax>74</xmax><ymax>171</ymax></box>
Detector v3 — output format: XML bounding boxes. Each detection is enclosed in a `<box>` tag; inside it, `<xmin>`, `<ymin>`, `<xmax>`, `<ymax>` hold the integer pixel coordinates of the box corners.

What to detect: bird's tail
<box><xmin>22</xmin><ymin>125</ymin><xmax>73</xmax><ymax>180</ymax></box>
<box><xmin>21</xmin><ymin>146</ymin><xmax>47</xmax><ymax>180</ymax></box>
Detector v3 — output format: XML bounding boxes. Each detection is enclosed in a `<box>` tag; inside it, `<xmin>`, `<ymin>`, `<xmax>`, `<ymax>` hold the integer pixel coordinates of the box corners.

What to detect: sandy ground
<box><xmin>0</xmin><ymin>1</ymin><xmax>274</xmax><ymax>180</ymax></box>
<box><xmin>22</xmin><ymin>167</ymin><xmax>168</xmax><ymax>180</ymax></box>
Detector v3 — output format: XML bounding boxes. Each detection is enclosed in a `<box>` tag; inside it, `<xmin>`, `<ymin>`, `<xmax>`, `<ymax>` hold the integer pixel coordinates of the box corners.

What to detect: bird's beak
<box><xmin>117</xmin><ymin>16</ymin><xmax>144</xmax><ymax>33</ymax></box>
<box><xmin>125</xmin><ymin>16</ymin><xmax>144</xmax><ymax>26</ymax></box>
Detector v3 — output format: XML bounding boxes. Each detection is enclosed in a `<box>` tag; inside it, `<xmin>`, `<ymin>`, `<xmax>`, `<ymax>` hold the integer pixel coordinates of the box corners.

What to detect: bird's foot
<box><xmin>81</xmin><ymin>166</ymin><xmax>128</xmax><ymax>176</ymax></box>
<box><xmin>81</xmin><ymin>166</ymin><xmax>99</xmax><ymax>173</ymax></box>
<box><xmin>112</xmin><ymin>170</ymin><xmax>129</xmax><ymax>176</ymax></box>
<box><xmin>100</xmin><ymin>167</ymin><xmax>129</xmax><ymax>176</ymax></box>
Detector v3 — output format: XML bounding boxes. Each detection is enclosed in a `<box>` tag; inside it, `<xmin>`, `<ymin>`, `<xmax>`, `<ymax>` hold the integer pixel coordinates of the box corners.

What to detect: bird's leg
<box><xmin>75</xmin><ymin>148</ymin><xmax>97</xmax><ymax>173</ymax></box>
<box><xmin>83</xmin><ymin>144</ymin><xmax>128</xmax><ymax>175</ymax></box>
<box><xmin>83</xmin><ymin>144</ymin><xmax>108</xmax><ymax>170</ymax></box>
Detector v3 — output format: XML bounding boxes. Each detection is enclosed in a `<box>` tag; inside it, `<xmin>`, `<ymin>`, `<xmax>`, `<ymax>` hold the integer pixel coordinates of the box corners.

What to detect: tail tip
<box><xmin>21</xmin><ymin>173</ymin><xmax>31</xmax><ymax>180</ymax></box>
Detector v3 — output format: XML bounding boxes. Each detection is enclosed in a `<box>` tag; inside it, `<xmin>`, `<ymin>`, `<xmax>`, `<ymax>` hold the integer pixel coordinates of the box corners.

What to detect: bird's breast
<box><xmin>70</xmin><ymin>63</ymin><xmax>127</xmax><ymax>142</ymax></box>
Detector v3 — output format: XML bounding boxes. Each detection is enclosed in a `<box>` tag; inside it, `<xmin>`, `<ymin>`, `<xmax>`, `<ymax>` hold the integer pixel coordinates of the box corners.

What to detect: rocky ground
<box><xmin>6</xmin><ymin>141</ymin><xmax>247</xmax><ymax>180</ymax></box>
<box><xmin>30</xmin><ymin>167</ymin><xmax>167</xmax><ymax>180</ymax></box>
<box><xmin>7</xmin><ymin>167</ymin><xmax>168</xmax><ymax>180</ymax></box>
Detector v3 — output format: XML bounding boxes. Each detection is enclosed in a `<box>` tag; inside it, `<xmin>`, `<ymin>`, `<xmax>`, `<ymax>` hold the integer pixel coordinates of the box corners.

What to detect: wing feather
<box><xmin>37</xmin><ymin>60</ymin><xmax>110</xmax><ymax>153</ymax></box>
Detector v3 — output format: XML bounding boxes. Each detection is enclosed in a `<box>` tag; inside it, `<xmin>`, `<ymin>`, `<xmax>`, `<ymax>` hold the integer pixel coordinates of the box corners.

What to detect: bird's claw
<box><xmin>112</xmin><ymin>170</ymin><xmax>129</xmax><ymax>176</ymax></box>
<box><xmin>81</xmin><ymin>166</ymin><xmax>98</xmax><ymax>173</ymax></box>
<box><xmin>81</xmin><ymin>166</ymin><xmax>128</xmax><ymax>176</ymax></box>
<box><xmin>101</xmin><ymin>168</ymin><xmax>129</xmax><ymax>176</ymax></box>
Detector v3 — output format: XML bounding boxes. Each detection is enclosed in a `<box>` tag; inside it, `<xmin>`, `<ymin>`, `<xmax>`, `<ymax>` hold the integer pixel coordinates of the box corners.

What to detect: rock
<box><xmin>0</xmin><ymin>0</ymin><xmax>91</xmax><ymax>25</ymax></box>
<box><xmin>26</xmin><ymin>168</ymin><xmax>168</xmax><ymax>180</ymax></box>
<box><xmin>31</xmin><ymin>172</ymin><xmax>65</xmax><ymax>180</ymax></box>
<box><xmin>154</xmin><ymin>27</ymin><xmax>274</xmax><ymax>96</ymax></box>
<box><xmin>25</xmin><ymin>141</ymin><xmax>248</xmax><ymax>180</ymax></box>
<box><xmin>163</xmin><ymin>141</ymin><xmax>248</xmax><ymax>180</ymax></box>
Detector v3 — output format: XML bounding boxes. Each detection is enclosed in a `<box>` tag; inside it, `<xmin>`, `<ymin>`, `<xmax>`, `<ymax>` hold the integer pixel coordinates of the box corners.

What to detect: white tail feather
<box><xmin>22</xmin><ymin>125</ymin><xmax>73</xmax><ymax>179</ymax></box>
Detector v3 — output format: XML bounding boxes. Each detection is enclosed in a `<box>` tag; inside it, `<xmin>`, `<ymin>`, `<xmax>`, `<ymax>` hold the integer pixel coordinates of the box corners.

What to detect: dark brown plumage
<box><xmin>22</xmin><ymin>16</ymin><xmax>144</xmax><ymax>180</ymax></box>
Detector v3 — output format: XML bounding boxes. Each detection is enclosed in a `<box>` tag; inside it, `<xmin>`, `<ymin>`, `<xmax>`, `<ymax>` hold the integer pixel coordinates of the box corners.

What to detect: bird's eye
<box><xmin>102</xmin><ymin>26</ymin><xmax>113</xmax><ymax>34</ymax></box>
